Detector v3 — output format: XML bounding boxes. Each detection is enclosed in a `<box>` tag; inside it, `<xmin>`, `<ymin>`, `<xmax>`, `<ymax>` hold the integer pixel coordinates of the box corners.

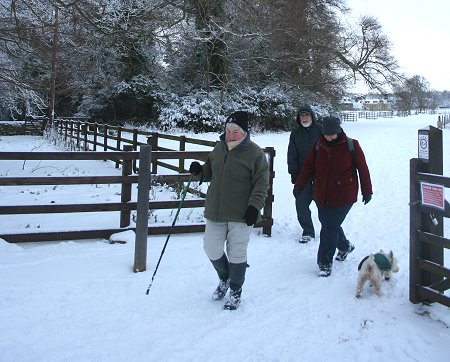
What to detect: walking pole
<box><xmin>146</xmin><ymin>174</ymin><xmax>193</xmax><ymax>295</ymax></box>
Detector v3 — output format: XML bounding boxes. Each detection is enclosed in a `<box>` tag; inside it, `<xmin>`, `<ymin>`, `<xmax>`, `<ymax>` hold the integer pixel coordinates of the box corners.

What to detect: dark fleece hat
<box><xmin>226</xmin><ymin>111</ymin><xmax>249</xmax><ymax>133</ymax></box>
<box><xmin>322</xmin><ymin>116</ymin><xmax>342</xmax><ymax>135</ymax></box>
<box><xmin>296</xmin><ymin>104</ymin><xmax>317</xmax><ymax>125</ymax></box>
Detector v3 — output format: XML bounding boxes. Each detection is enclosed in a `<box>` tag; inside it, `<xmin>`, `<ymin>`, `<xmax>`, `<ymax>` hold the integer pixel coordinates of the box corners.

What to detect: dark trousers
<box><xmin>293</xmin><ymin>182</ymin><xmax>315</xmax><ymax>237</ymax></box>
<box><xmin>316</xmin><ymin>203</ymin><xmax>352</xmax><ymax>266</ymax></box>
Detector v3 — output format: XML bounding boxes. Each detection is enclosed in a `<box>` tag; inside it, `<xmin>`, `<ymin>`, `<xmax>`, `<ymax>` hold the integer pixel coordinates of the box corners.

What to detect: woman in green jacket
<box><xmin>189</xmin><ymin>111</ymin><xmax>269</xmax><ymax>310</ymax></box>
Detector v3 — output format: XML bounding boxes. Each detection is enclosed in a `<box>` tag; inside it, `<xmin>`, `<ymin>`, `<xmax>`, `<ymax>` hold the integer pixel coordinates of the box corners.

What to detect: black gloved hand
<box><xmin>290</xmin><ymin>174</ymin><xmax>297</xmax><ymax>184</ymax></box>
<box><xmin>243</xmin><ymin>205</ymin><xmax>259</xmax><ymax>226</ymax></box>
<box><xmin>189</xmin><ymin>161</ymin><xmax>202</xmax><ymax>176</ymax></box>
<box><xmin>362</xmin><ymin>194</ymin><xmax>372</xmax><ymax>205</ymax></box>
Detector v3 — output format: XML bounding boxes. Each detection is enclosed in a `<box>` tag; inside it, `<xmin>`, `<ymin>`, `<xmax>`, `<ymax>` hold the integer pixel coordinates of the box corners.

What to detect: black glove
<box><xmin>362</xmin><ymin>195</ymin><xmax>372</xmax><ymax>205</ymax></box>
<box><xmin>189</xmin><ymin>161</ymin><xmax>202</xmax><ymax>176</ymax></box>
<box><xmin>243</xmin><ymin>205</ymin><xmax>259</xmax><ymax>226</ymax></box>
<box><xmin>290</xmin><ymin>174</ymin><xmax>297</xmax><ymax>184</ymax></box>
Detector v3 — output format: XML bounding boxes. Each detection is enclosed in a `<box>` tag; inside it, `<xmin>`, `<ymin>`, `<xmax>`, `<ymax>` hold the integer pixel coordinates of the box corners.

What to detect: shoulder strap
<box><xmin>347</xmin><ymin>137</ymin><xmax>356</xmax><ymax>177</ymax></box>
<box><xmin>347</xmin><ymin>137</ymin><xmax>354</xmax><ymax>154</ymax></box>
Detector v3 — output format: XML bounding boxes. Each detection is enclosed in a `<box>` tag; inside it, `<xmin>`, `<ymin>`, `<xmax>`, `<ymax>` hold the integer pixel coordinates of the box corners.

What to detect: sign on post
<box><xmin>420</xmin><ymin>182</ymin><xmax>445</xmax><ymax>211</ymax></box>
<box><xmin>418</xmin><ymin>132</ymin><xmax>429</xmax><ymax>161</ymax></box>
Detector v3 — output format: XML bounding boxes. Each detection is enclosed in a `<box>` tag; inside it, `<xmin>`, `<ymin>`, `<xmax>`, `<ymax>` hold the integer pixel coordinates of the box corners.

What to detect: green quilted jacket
<box><xmin>199</xmin><ymin>133</ymin><xmax>269</xmax><ymax>223</ymax></box>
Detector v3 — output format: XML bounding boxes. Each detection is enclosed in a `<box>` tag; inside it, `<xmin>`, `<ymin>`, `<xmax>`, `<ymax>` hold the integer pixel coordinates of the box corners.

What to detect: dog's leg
<box><xmin>384</xmin><ymin>271</ymin><xmax>392</xmax><ymax>281</ymax></box>
<box><xmin>372</xmin><ymin>276</ymin><xmax>382</xmax><ymax>296</ymax></box>
<box><xmin>356</xmin><ymin>276</ymin><xmax>364</xmax><ymax>298</ymax></box>
<box><xmin>356</xmin><ymin>273</ymin><xmax>369</xmax><ymax>298</ymax></box>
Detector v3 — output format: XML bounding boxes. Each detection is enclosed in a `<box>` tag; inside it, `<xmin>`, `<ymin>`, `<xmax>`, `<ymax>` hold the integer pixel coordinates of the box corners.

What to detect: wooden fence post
<box><xmin>76</xmin><ymin>122</ymin><xmax>81</xmax><ymax>150</ymax></box>
<box><xmin>93</xmin><ymin>123</ymin><xmax>98</xmax><ymax>151</ymax></box>
<box><xmin>58</xmin><ymin>120</ymin><xmax>62</xmax><ymax>136</ymax></box>
<box><xmin>134</xmin><ymin>145</ymin><xmax>151</xmax><ymax>272</ymax></box>
<box><xmin>120</xmin><ymin>145</ymin><xmax>133</xmax><ymax>228</ymax></box>
<box><xmin>179</xmin><ymin>135</ymin><xmax>186</xmax><ymax>172</ymax></box>
<box><xmin>83</xmin><ymin>123</ymin><xmax>88</xmax><ymax>151</ymax></box>
<box><xmin>64</xmin><ymin>120</ymin><xmax>68</xmax><ymax>145</ymax></box>
<box><xmin>132</xmin><ymin>129</ymin><xmax>139</xmax><ymax>173</ymax></box>
<box><xmin>115</xmin><ymin>126</ymin><xmax>122</xmax><ymax>168</ymax></box>
<box><xmin>70</xmin><ymin>121</ymin><xmax>75</xmax><ymax>150</ymax></box>
<box><xmin>263</xmin><ymin>147</ymin><xmax>275</xmax><ymax>236</ymax></box>
<box><xmin>149</xmin><ymin>132</ymin><xmax>159</xmax><ymax>174</ymax></box>
<box><xmin>103</xmin><ymin>124</ymin><xmax>108</xmax><ymax>151</ymax></box>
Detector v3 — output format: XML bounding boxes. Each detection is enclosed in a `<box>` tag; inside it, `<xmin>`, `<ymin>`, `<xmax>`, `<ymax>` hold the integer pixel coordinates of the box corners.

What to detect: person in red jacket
<box><xmin>295</xmin><ymin>116</ymin><xmax>373</xmax><ymax>277</ymax></box>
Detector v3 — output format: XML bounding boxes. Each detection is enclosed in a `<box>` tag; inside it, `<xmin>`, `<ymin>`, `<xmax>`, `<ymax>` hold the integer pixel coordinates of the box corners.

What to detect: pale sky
<box><xmin>346</xmin><ymin>0</ymin><xmax>450</xmax><ymax>91</ymax></box>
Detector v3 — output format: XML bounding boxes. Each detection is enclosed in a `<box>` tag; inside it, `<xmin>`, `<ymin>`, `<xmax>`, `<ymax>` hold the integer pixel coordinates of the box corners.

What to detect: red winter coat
<box><xmin>295</xmin><ymin>132</ymin><xmax>372</xmax><ymax>207</ymax></box>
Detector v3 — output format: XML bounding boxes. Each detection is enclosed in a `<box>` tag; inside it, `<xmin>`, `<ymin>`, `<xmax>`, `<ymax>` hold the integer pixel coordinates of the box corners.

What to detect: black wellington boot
<box><xmin>224</xmin><ymin>262</ymin><xmax>247</xmax><ymax>310</ymax></box>
<box><xmin>210</xmin><ymin>254</ymin><xmax>230</xmax><ymax>300</ymax></box>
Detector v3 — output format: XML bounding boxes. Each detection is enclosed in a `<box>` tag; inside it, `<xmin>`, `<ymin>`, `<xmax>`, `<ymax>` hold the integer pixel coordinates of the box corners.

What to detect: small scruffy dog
<box><xmin>356</xmin><ymin>250</ymin><xmax>399</xmax><ymax>298</ymax></box>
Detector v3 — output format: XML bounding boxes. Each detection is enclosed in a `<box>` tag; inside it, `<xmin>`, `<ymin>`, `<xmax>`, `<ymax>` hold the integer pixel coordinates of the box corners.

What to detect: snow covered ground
<box><xmin>1</xmin><ymin>114</ymin><xmax>449</xmax><ymax>362</ymax></box>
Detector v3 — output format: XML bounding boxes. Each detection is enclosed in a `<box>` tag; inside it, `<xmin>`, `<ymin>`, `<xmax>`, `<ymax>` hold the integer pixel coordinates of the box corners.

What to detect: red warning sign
<box><xmin>420</xmin><ymin>182</ymin><xmax>445</xmax><ymax>210</ymax></box>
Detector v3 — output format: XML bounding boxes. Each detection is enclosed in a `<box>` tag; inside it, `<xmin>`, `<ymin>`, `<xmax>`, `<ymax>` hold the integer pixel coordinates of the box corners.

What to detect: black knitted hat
<box><xmin>226</xmin><ymin>111</ymin><xmax>249</xmax><ymax>133</ymax></box>
<box><xmin>322</xmin><ymin>116</ymin><xmax>342</xmax><ymax>135</ymax></box>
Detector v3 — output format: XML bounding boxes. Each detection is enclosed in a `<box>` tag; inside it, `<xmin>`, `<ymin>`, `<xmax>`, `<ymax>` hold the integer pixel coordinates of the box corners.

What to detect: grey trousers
<box><xmin>203</xmin><ymin>219</ymin><xmax>252</xmax><ymax>264</ymax></box>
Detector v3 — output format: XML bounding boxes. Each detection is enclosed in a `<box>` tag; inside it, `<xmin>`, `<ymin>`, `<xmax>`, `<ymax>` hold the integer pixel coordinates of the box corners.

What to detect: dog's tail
<box><xmin>366</xmin><ymin>254</ymin><xmax>375</xmax><ymax>273</ymax></box>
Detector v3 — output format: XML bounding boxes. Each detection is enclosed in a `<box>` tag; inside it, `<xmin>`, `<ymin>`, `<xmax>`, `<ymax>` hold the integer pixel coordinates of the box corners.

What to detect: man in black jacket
<box><xmin>287</xmin><ymin>104</ymin><xmax>322</xmax><ymax>243</ymax></box>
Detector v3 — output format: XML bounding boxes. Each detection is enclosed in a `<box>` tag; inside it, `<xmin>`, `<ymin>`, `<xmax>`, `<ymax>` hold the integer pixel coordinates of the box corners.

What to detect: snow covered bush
<box><xmin>158</xmin><ymin>86</ymin><xmax>298</xmax><ymax>133</ymax></box>
<box><xmin>158</xmin><ymin>91</ymin><xmax>227</xmax><ymax>133</ymax></box>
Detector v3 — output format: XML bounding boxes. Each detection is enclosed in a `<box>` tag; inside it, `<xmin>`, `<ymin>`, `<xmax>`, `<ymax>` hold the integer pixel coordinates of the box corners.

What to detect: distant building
<box><xmin>339</xmin><ymin>96</ymin><xmax>354</xmax><ymax>110</ymax></box>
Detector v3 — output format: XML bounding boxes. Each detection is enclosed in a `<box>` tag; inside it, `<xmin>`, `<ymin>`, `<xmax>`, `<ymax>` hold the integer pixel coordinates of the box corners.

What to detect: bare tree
<box><xmin>408</xmin><ymin>75</ymin><xmax>430</xmax><ymax>112</ymax></box>
<box><xmin>336</xmin><ymin>16</ymin><xmax>403</xmax><ymax>93</ymax></box>
<box><xmin>394</xmin><ymin>75</ymin><xmax>431</xmax><ymax>113</ymax></box>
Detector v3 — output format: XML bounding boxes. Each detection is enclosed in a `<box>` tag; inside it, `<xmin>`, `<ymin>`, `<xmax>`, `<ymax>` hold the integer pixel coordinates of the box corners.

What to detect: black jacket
<box><xmin>287</xmin><ymin>104</ymin><xmax>322</xmax><ymax>182</ymax></box>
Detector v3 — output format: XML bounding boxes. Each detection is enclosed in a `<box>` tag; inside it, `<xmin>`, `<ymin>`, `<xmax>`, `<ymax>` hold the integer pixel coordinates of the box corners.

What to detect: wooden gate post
<box><xmin>417</xmin><ymin>126</ymin><xmax>443</xmax><ymax>286</ymax></box>
<box><xmin>409</xmin><ymin>158</ymin><xmax>421</xmax><ymax>303</ymax></box>
<box><xmin>120</xmin><ymin>145</ymin><xmax>133</xmax><ymax>227</ymax></box>
<box><xmin>262</xmin><ymin>147</ymin><xmax>275</xmax><ymax>236</ymax></box>
<box><xmin>134</xmin><ymin>145</ymin><xmax>151</xmax><ymax>273</ymax></box>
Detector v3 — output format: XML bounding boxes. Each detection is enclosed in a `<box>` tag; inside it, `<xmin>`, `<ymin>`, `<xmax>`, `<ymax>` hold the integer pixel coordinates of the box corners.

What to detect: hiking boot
<box><xmin>335</xmin><ymin>243</ymin><xmax>355</xmax><ymax>262</ymax></box>
<box><xmin>224</xmin><ymin>288</ymin><xmax>242</xmax><ymax>310</ymax></box>
<box><xmin>318</xmin><ymin>264</ymin><xmax>332</xmax><ymax>277</ymax></box>
<box><xmin>299</xmin><ymin>235</ymin><xmax>314</xmax><ymax>244</ymax></box>
<box><xmin>212</xmin><ymin>279</ymin><xmax>230</xmax><ymax>300</ymax></box>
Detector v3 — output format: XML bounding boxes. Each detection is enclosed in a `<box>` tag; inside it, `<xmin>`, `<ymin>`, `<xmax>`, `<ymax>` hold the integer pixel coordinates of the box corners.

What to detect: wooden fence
<box><xmin>1</xmin><ymin>121</ymin><xmax>275</xmax><ymax>242</ymax></box>
<box><xmin>339</xmin><ymin>111</ymin><xmax>395</xmax><ymax>122</ymax></box>
<box><xmin>437</xmin><ymin>114</ymin><xmax>450</xmax><ymax>129</ymax></box>
<box><xmin>51</xmin><ymin>119</ymin><xmax>275</xmax><ymax>227</ymax></box>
